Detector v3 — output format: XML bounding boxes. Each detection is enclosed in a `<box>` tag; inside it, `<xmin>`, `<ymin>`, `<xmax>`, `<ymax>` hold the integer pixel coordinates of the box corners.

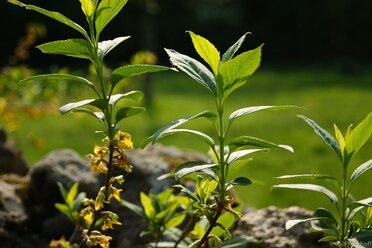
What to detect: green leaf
<box><xmin>350</xmin><ymin>159</ymin><xmax>372</xmax><ymax>184</ymax></box>
<box><xmin>79</xmin><ymin>0</ymin><xmax>94</xmax><ymax>18</ymax></box>
<box><xmin>95</xmin><ymin>0</ymin><xmax>129</xmax><ymax>36</ymax></box>
<box><xmin>188</xmin><ymin>31</ymin><xmax>220</xmax><ymax>76</ymax></box>
<box><xmin>334</xmin><ymin>123</ymin><xmax>346</xmax><ymax>156</ymax></box>
<box><xmin>66</xmin><ymin>183</ymin><xmax>79</xmax><ymax>208</ymax></box>
<box><xmin>298</xmin><ymin>115</ymin><xmax>342</xmax><ymax>161</ymax></box>
<box><xmin>273</xmin><ymin>184</ymin><xmax>338</xmax><ymax>204</ymax></box>
<box><xmin>230</xmin><ymin>177</ymin><xmax>252</xmax><ymax>186</ymax></box>
<box><xmin>98</xmin><ymin>36</ymin><xmax>130</xmax><ymax>59</ymax></box>
<box><xmin>37</xmin><ymin>39</ymin><xmax>93</xmax><ymax>61</ymax></box>
<box><xmin>115</xmin><ymin>107</ymin><xmax>145</xmax><ymax>123</ymax></box>
<box><xmin>229</xmin><ymin>136</ymin><xmax>294</xmax><ymax>153</ymax></box>
<box><xmin>313</xmin><ymin>208</ymin><xmax>338</xmax><ymax>227</ymax></box>
<box><xmin>276</xmin><ymin>174</ymin><xmax>339</xmax><ymax>186</ymax></box>
<box><xmin>226</xmin><ymin>149</ymin><xmax>268</xmax><ymax>166</ymax></box>
<box><xmin>157</xmin><ymin>129</ymin><xmax>215</xmax><ymax>147</ymax></box>
<box><xmin>148</xmin><ymin>111</ymin><xmax>216</xmax><ymax>145</ymax></box>
<box><xmin>19</xmin><ymin>74</ymin><xmax>94</xmax><ymax>88</ymax></box>
<box><xmin>112</xmin><ymin>64</ymin><xmax>173</xmax><ymax>86</ymax></box>
<box><xmin>165</xmin><ymin>214</ymin><xmax>186</xmax><ymax>229</ymax></box>
<box><xmin>229</xmin><ymin>105</ymin><xmax>297</xmax><ymax>125</ymax></box>
<box><xmin>59</xmin><ymin>99</ymin><xmax>97</xmax><ymax>114</ymax></box>
<box><xmin>345</xmin><ymin>112</ymin><xmax>372</xmax><ymax>158</ymax></box>
<box><xmin>351</xmin><ymin>197</ymin><xmax>372</xmax><ymax>207</ymax></box>
<box><xmin>121</xmin><ymin>200</ymin><xmax>146</xmax><ymax>219</ymax></box>
<box><xmin>174</xmin><ymin>162</ymin><xmax>218</xmax><ymax>181</ymax></box>
<box><xmin>221</xmin><ymin>32</ymin><xmax>251</xmax><ymax>63</ymax></box>
<box><xmin>108</xmin><ymin>91</ymin><xmax>143</xmax><ymax>106</ymax></box>
<box><xmin>8</xmin><ymin>0</ymin><xmax>89</xmax><ymax>40</ymax></box>
<box><xmin>72</xmin><ymin>108</ymin><xmax>105</xmax><ymax>123</ymax></box>
<box><xmin>72</xmin><ymin>192</ymin><xmax>86</xmax><ymax>212</ymax></box>
<box><xmin>217</xmin><ymin>45</ymin><xmax>262</xmax><ymax>95</ymax></box>
<box><xmin>165</xmin><ymin>48</ymin><xmax>217</xmax><ymax>96</ymax></box>
<box><xmin>285</xmin><ymin>218</ymin><xmax>320</xmax><ymax>230</ymax></box>
<box><xmin>55</xmin><ymin>203</ymin><xmax>70</xmax><ymax>215</ymax></box>
<box><xmin>173</xmin><ymin>184</ymin><xmax>198</xmax><ymax>202</ymax></box>
<box><xmin>140</xmin><ymin>192</ymin><xmax>155</xmax><ymax>218</ymax></box>
<box><xmin>57</xmin><ymin>182</ymin><xmax>68</xmax><ymax>200</ymax></box>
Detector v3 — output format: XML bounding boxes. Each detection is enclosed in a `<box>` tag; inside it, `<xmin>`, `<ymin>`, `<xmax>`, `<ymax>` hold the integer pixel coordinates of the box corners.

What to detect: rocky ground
<box><xmin>0</xmin><ymin>128</ymin><xmax>331</xmax><ymax>248</ymax></box>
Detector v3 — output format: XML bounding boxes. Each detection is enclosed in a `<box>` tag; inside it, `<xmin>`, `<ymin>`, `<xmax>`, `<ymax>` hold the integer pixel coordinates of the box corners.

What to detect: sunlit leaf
<box><xmin>165</xmin><ymin>48</ymin><xmax>217</xmax><ymax>96</ymax></box>
<box><xmin>72</xmin><ymin>108</ymin><xmax>105</xmax><ymax>123</ymax></box>
<box><xmin>37</xmin><ymin>39</ymin><xmax>93</xmax><ymax>61</ymax></box>
<box><xmin>221</xmin><ymin>32</ymin><xmax>251</xmax><ymax>63</ymax></box>
<box><xmin>59</xmin><ymin>99</ymin><xmax>97</xmax><ymax>114</ymax></box>
<box><xmin>19</xmin><ymin>74</ymin><xmax>94</xmax><ymax>88</ymax></box>
<box><xmin>174</xmin><ymin>162</ymin><xmax>218</xmax><ymax>181</ymax></box>
<box><xmin>7</xmin><ymin>0</ymin><xmax>89</xmax><ymax>40</ymax></box>
<box><xmin>108</xmin><ymin>91</ymin><xmax>143</xmax><ymax>106</ymax></box>
<box><xmin>140</xmin><ymin>192</ymin><xmax>155</xmax><ymax>218</ymax></box>
<box><xmin>55</xmin><ymin>203</ymin><xmax>69</xmax><ymax>215</ymax></box>
<box><xmin>226</xmin><ymin>149</ymin><xmax>267</xmax><ymax>166</ymax></box>
<box><xmin>112</xmin><ymin>64</ymin><xmax>173</xmax><ymax>86</ymax></box>
<box><xmin>276</xmin><ymin>174</ymin><xmax>339</xmax><ymax>187</ymax></box>
<box><xmin>148</xmin><ymin>111</ymin><xmax>216</xmax><ymax>145</ymax></box>
<box><xmin>218</xmin><ymin>45</ymin><xmax>262</xmax><ymax>95</ymax></box>
<box><xmin>350</xmin><ymin>159</ymin><xmax>372</xmax><ymax>184</ymax></box>
<box><xmin>298</xmin><ymin>115</ymin><xmax>342</xmax><ymax>161</ymax></box>
<box><xmin>98</xmin><ymin>36</ymin><xmax>130</xmax><ymax>59</ymax></box>
<box><xmin>157</xmin><ymin>129</ymin><xmax>215</xmax><ymax>147</ymax></box>
<box><xmin>95</xmin><ymin>0</ymin><xmax>128</xmax><ymax>36</ymax></box>
<box><xmin>165</xmin><ymin>214</ymin><xmax>186</xmax><ymax>229</ymax></box>
<box><xmin>229</xmin><ymin>105</ymin><xmax>297</xmax><ymax>125</ymax></box>
<box><xmin>229</xmin><ymin>136</ymin><xmax>293</xmax><ymax>152</ymax></box>
<box><xmin>273</xmin><ymin>184</ymin><xmax>338</xmax><ymax>204</ymax></box>
<box><xmin>345</xmin><ymin>112</ymin><xmax>372</xmax><ymax>158</ymax></box>
<box><xmin>351</xmin><ymin>197</ymin><xmax>372</xmax><ymax>207</ymax></box>
<box><xmin>285</xmin><ymin>218</ymin><xmax>319</xmax><ymax>230</ymax></box>
<box><xmin>188</xmin><ymin>31</ymin><xmax>220</xmax><ymax>75</ymax></box>
<box><xmin>66</xmin><ymin>183</ymin><xmax>79</xmax><ymax>208</ymax></box>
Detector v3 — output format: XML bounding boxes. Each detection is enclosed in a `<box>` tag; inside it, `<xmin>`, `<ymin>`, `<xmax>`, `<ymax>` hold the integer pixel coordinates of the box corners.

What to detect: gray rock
<box><xmin>234</xmin><ymin>206</ymin><xmax>331</xmax><ymax>248</ymax></box>
<box><xmin>0</xmin><ymin>128</ymin><xmax>28</xmax><ymax>176</ymax></box>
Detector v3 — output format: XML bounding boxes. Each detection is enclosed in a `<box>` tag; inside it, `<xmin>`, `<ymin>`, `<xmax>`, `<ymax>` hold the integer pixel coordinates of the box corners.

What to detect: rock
<box><xmin>0</xmin><ymin>128</ymin><xmax>28</xmax><ymax>176</ymax></box>
<box><xmin>26</xmin><ymin>149</ymin><xmax>102</xmax><ymax>239</ymax></box>
<box><xmin>234</xmin><ymin>206</ymin><xmax>331</xmax><ymax>248</ymax></box>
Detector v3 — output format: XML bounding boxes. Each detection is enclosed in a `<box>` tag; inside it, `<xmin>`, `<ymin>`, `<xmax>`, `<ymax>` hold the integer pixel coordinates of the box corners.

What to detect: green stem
<box><xmin>197</xmin><ymin>207</ymin><xmax>223</xmax><ymax>248</ymax></box>
<box><xmin>339</xmin><ymin>161</ymin><xmax>349</xmax><ymax>247</ymax></box>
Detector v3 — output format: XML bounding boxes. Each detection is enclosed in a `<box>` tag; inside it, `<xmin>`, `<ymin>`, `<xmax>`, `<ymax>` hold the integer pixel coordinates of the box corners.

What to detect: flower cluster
<box><xmin>86</xmin><ymin>131</ymin><xmax>133</xmax><ymax>174</ymax></box>
<box><xmin>82</xmin><ymin>230</ymin><xmax>112</xmax><ymax>248</ymax></box>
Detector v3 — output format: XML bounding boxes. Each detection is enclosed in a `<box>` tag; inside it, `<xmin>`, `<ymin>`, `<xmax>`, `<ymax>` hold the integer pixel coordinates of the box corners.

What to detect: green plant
<box><xmin>273</xmin><ymin>113</ymin><xmax>372</xmax><ymax>248</ymax></box>
<box><xmin>8</xmin><ymin>0</ymin><xmax>171</xmax><ymax>247</ymax></box>
<box><xmin>123</xmin><ymin>188</ymin><xmax>191</xmax><ymax>247</ymax></box>
<box><xmin>144</xmin><ymin>31</ymin><xmax>295</xmax><ymax>247</ymax></box>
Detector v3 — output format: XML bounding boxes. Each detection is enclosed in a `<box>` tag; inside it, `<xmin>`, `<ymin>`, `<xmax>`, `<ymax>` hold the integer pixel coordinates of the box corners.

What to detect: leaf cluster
<box><xmin>274</xmin><ymin>113</ymin><xmax>372</xmax><ymax>247</ymax></box>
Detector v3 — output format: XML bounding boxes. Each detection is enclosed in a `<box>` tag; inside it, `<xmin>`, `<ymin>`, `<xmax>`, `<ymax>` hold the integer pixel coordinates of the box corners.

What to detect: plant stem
<box><xmin>339</xmin><ymin>161</ymin><xmax>349</xmax><ymax>248</ymax></box>
<box><xmin>197</xmin><ymin>207</ymin><xmax>223</xmax><ymax>248</ymax></box>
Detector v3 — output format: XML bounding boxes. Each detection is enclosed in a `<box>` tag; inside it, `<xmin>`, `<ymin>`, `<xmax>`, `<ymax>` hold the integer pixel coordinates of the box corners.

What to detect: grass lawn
<box><xmin>5</xmin><ymin>66</ymin><xmax>372</xmax><ymax>210</ymax></box>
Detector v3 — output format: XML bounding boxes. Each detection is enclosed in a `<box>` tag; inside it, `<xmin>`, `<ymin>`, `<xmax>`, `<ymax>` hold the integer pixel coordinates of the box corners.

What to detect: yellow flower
<box><xmin>115</xmin><ymin>131</ymin><xmax>133</xmax><ymax>150</ymax></box>
<box><xmin>108</xmin><ymin>187</ymin><xmax>122</xmax><ymax>202</ymax></box>
<box><xmin>101</xmin><ymin>212</ymin><xmax>121</xmax><ymax>230</ymax></box>
<box><xmin>94</xmin><ymin>145</ymin><xmax>108</xmax><ymax>157</ymax></box>
<box><xmin>94</xmin><ymin>190</ymin><xmax>106</xmax><ymax>211</ymax></box>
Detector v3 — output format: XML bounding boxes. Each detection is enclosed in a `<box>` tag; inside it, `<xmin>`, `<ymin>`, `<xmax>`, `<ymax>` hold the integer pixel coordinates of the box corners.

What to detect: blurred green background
<box><xmin>0</xmin><ymin>0</ymin><xmax>371</xmax><ymax>211</ymax></box>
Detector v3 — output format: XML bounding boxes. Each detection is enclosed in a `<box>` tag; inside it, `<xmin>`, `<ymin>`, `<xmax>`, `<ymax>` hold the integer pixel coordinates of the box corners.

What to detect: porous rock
<box><xmin>234</xmin><ymin>206</ymin><xmax>331</xmax><ymax>248</ymax></box>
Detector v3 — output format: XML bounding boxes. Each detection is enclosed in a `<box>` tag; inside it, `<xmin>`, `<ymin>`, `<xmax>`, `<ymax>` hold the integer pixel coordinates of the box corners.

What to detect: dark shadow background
<box><xmin>1</xmin><ymin>0</ymin><xmax>372</xmax><ymax>68</ymax></box>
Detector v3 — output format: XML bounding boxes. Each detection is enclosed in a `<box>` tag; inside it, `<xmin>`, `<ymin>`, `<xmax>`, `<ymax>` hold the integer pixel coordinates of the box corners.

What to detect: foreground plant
<box><xmin>141</xmin><ymin>32</ymin><xmax>295</xmax><ymax>247</ymax></box>
<box><xmin>9</xmin><ymin>0</ymin><xmax>170</xmax><ymax>247</ymax></box>
<box><xmin>273</xmin><ymin>113</ymin><xmax>372</xmax><ymax>248</ymax></box>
